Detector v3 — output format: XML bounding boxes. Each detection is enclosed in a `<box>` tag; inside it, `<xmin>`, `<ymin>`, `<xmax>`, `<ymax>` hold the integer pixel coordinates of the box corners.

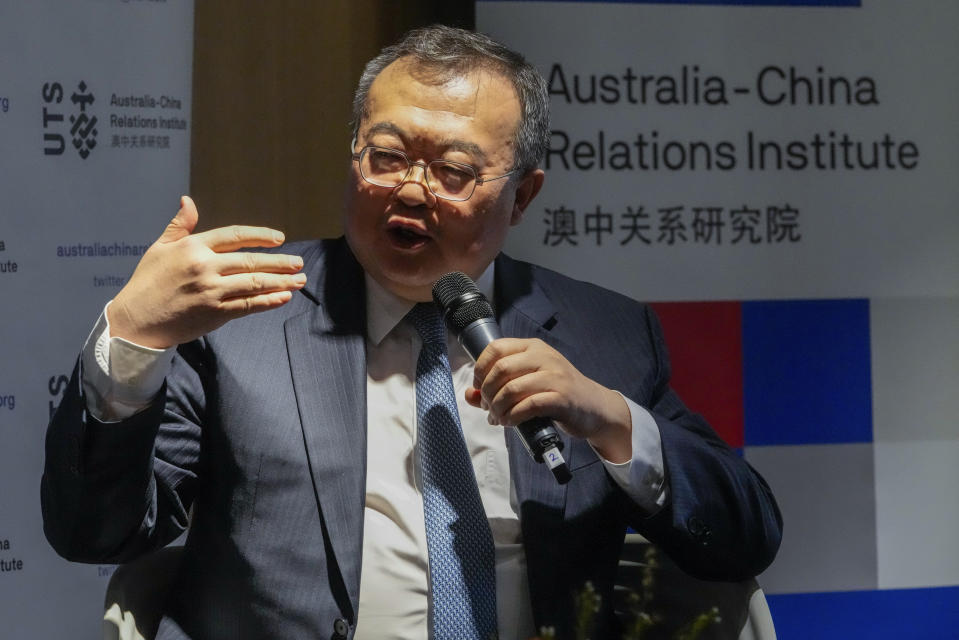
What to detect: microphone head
<box><xmin>432</xmin><ymin>271</ymin><xmax>477</xmax><ymax>308</ymax></box>
<box><xmin>432</xmin><ymin>272</ymin><xmax>495</xmax><ymax>334</ymax></box>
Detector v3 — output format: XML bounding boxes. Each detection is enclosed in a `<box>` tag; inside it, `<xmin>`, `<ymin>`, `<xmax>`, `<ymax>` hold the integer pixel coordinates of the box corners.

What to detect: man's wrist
<box><xmin>586</xmin><ymin>388</ymin><xmax>633</xmax><ymax>463</ymax></box>
<box><xmin>81</xmin><ymin>301</ymin><xmax>175</xmax><ymax>422</ymax></box>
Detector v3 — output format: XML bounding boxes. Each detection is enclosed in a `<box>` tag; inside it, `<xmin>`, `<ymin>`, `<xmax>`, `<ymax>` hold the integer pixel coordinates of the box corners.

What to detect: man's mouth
<box><xmin>386</xmin><ymin>222</ymin><xmax>431</xmax><ymax>249</ymax></box>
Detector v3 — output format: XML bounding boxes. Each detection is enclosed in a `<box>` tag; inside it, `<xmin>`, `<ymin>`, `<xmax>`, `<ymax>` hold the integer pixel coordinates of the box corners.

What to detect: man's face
<box><xmin>344</xmin><ymin>58</ymin><xmax>543</xmax><ymax>302</ymax></box>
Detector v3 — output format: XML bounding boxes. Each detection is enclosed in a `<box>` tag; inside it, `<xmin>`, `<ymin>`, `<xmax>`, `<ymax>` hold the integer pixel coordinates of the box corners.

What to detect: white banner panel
<box><xmin>479</xmin><ymin>2</ymin><xmax>959</xmax><ymax>637</ymax></box>
<box><xmin>0</xmin><ymin>1</ymin><xmax>193</xmax><ymax>637</ymax></box>
<box><xmin>479</xmin><ymin>0</ymin><xmax>958</xmax><ymax>302</ymax></box>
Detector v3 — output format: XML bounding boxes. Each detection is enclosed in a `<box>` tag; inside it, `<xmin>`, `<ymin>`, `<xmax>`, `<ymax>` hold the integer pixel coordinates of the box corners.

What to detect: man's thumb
<box><xmin>159</xmin><ymin>195</ymin><xmax>199</xmax><ymax>243</ymax></box>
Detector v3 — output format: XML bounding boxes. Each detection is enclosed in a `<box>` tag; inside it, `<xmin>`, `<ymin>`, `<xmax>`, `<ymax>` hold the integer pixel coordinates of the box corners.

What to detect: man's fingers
<box><xmin>194</xmin><ymin>225</ymin><xmax>286</xmax><ymax>252</ymax></box>
<box><xmin>473</xmin><ymin>338</ymin><xmax>531</xmax><ymax>387</ymax></box>
<box><xmin>475</xmin><ymin>350</ymin><xmax>540</xmax><ymax>400</ymax></box>
<box><xmin>158</xmin><ymin>195</ymin><xmax>199</xmax><ymax>244</ymax></box>
<box><xmin>486</xmin><ymin>369</ymin><xmax>555</xmax><ymax>424</ymax></box>
<box><xmin>464</xmin><ymin>387</ymin><xmax>483</xmax><ymax>408</ymax></box>
<box><xmin>216</xmin><ymin>252</ymin><xmax>304</xmax><ymax>276</ymax></box>
<box><xmin>219</xmin><ymin>290</ymin><xmax>294</xmax><ymax>315</ymax></box>
<box><xmin>496</xmin><ymin>391</ymin><xmax>566</xmax><ymax>427</ymax></box>
<box><xmin>217</xmin><ymin>272</ymin><xmax>307</xmax><ymax>299</ymax></box>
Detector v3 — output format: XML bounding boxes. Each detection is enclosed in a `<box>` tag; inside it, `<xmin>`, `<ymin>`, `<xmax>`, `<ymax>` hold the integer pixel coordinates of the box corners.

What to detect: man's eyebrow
<box><xmin>441</xmin><ymin>140</ymin><xmax>487</xmax><ymax>163</ymax></box>
<box><xmin>364</xmin><ymin>121</ymin><xmax>488</xmax><ymax>164</ymax></box>
<box><xmin>365</xmin><ymin>121</ymin><xmax>405</xmax><ymax>140</ymax></box>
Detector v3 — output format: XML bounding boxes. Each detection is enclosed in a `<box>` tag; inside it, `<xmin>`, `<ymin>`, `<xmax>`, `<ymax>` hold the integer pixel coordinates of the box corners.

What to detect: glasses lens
<box><xmin>360</xmin><ymin>147</ymin><xmax>409</xmax><ymax>187</ymax></box>
<box><xmin>428</xmin><ymin>161</ymin><xmax>476</xmax><ymax>201</ymax></box>
<box><xmin>357</xmin><ymin>147</ymin><xmax>477</xmax><ymax>201</ymax></box>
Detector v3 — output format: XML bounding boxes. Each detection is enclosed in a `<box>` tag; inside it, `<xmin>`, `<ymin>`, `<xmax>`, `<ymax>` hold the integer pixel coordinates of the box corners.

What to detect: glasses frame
<box><xmin>351</xmin><ymin>144</ymin><xmax>516</xmax><ymax>202</ymax></box>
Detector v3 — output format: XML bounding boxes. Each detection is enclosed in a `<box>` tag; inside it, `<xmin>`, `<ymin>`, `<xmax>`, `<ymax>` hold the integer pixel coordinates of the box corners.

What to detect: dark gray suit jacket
<box><xmin>42</xmin><ymin>237</ymin><xmax>781</xmax><ymax>640</ymax></box>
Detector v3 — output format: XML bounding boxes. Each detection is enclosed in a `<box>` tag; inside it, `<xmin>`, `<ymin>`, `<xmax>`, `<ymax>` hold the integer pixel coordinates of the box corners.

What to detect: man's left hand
<box><xmin>466</xmin><ymin>338</ymin><xmax>633</xmax><ymax>463</ymax></box>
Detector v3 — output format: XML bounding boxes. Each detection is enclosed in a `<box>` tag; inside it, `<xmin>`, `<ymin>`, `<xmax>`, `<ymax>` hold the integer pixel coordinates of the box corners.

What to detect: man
<box><xmin>42</xmin><ymin>26</ymin><xmax>781</xmax><ymax>640</ymax></box>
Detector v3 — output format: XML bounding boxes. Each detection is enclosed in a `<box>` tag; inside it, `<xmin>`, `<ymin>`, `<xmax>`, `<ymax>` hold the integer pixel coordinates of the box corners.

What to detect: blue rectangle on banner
<box><xmin>767</xmin><ymin>586</ymin><xmax>959</xmax><ymax>640</ymax></box>
<box><xmin>742</xmin><ymin>299</ymin><xmax>872</xmax><ymax>446</ymax></box>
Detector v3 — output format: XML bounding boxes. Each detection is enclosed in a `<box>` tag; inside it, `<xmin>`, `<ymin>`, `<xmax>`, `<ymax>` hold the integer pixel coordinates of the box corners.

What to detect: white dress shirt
<box><xmin>80</xmin><ymin>261</ymin><xmax>667</xmax><ymax>639</ymax></box>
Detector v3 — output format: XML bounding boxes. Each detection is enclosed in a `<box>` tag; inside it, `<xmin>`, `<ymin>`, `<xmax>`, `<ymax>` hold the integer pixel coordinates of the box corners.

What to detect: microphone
<box><xmin>432</xmin><ymin>272</ymin><xmax>572</xmax><ymax>485</ymax></box>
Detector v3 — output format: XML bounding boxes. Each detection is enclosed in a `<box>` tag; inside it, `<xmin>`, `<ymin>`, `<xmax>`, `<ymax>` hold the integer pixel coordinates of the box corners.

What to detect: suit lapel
<box><xmin>284</xmin><ymin>240</ymin><xmax>367</xmax><ymax>616</ymax></box>
<box><xmin>494</xmin><ymin>254</ymin><xmax>571</xmax><ymax>520</ymax></box>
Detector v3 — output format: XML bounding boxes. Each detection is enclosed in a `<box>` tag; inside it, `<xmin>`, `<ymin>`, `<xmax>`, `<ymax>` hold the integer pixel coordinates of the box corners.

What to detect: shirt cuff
<box><xmin>80</xmin><ymin>301</ymin><xmax>175</xmax><ymax>422</ymax></box>
<box><xmin>595</xmin><ymin>393</ymin><xmax>668</xmax><ymax>514</ymax></box>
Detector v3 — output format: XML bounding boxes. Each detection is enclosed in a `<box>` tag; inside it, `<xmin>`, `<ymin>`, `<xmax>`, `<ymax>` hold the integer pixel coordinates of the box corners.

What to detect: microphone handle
<box><xmin>457</xmin><ymin>317</ymin><xmax>502</xmax><ymax>360</ymax></box>
<box><xmin>458</xmin><ymin>318</ymin><xmax>572</xmax><ymax>485</ymax></box>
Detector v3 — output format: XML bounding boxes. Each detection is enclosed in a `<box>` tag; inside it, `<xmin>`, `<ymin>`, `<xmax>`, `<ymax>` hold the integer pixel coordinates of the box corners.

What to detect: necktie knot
<box><xmin>406</xmin><ymin>302</ymin><xmax>447</xmax><ymax>346</ymax></box>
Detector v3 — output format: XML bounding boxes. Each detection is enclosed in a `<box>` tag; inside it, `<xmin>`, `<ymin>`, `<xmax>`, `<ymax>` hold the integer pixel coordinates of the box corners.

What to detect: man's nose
<box><xmin>394</xmin><ymin>162</ymin><xmax>437</xmax><ymax>207</ymax></box>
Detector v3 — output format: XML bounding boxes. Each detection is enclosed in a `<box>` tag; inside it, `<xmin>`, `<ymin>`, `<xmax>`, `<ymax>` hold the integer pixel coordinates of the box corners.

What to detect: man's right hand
<box><xmin>107</xmin><ymin>196</ymin><xmax>306</xmax><ymax>349</ymax></box>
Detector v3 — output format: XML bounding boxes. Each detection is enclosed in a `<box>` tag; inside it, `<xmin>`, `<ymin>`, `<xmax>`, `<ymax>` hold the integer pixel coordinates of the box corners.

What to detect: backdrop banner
<box><xmin>478</xmin><ymin>1</ymin><xmax>958</xmax><ymax>638</ymax></box>
<box><xmin>0</xmin><ymin>2</ymin><xmax>193</xmax><ymax>637</ymax></box>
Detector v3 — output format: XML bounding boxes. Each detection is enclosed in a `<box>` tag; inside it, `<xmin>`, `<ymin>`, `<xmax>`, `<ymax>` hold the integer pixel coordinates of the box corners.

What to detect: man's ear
<box><xmin>510</xmin><ymin>168</ymin><xmax>545</xmax><ymax>226</ymax></box>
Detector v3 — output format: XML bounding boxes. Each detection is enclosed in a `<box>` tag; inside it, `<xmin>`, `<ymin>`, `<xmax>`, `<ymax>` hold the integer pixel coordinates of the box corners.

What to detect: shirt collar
<box><xmin>365</xmin><ymin>262</ymin><xmax>496</xmax><ymax>346</ymax></box>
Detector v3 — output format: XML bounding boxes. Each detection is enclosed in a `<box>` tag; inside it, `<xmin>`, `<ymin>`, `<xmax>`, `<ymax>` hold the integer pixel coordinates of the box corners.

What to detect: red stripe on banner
<box><xmin>649</xmin><ymin>302</ymin><xmax>744</xmax><ymax>447</ymax></box>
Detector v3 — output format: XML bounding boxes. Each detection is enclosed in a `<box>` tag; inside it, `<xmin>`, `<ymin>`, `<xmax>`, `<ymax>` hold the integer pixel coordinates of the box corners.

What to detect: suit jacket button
<box><xmin>687</xmin><ymin>516</ymin><xmax>711</xmax><ymax>541</ymax></box>
<box><xmin>333</xmin><ymin>617</ymin><xmax>349</xmax><ymax>638</ymax></box>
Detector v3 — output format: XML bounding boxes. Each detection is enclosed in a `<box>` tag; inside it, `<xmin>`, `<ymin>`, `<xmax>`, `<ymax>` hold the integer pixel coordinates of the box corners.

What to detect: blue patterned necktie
<box><xmin>406</xmin><ymin>302</ymin><xmax>498</xmax><ymax>640</ymax></box>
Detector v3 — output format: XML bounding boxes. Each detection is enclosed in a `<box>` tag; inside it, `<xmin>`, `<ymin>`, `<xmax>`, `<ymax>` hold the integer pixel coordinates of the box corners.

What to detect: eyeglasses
<box><xmin>351</xmin><ymin>145</ymin><xmax>516</xmax><ymax>202</ymax></box>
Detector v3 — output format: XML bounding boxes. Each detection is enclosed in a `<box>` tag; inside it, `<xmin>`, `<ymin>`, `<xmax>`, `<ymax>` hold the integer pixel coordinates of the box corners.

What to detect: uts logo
<box><xmin>41</xmin><ymin>80</ymin><xmax>98</xmax><ymax>159</ymax></box>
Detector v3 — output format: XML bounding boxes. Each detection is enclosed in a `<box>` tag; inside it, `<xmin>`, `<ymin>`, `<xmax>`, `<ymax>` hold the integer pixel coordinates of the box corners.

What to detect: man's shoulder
<box><xmin>498</xmin><ymin>253</ymin><xmax>649</xmax><ymax>316</ymax></box>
